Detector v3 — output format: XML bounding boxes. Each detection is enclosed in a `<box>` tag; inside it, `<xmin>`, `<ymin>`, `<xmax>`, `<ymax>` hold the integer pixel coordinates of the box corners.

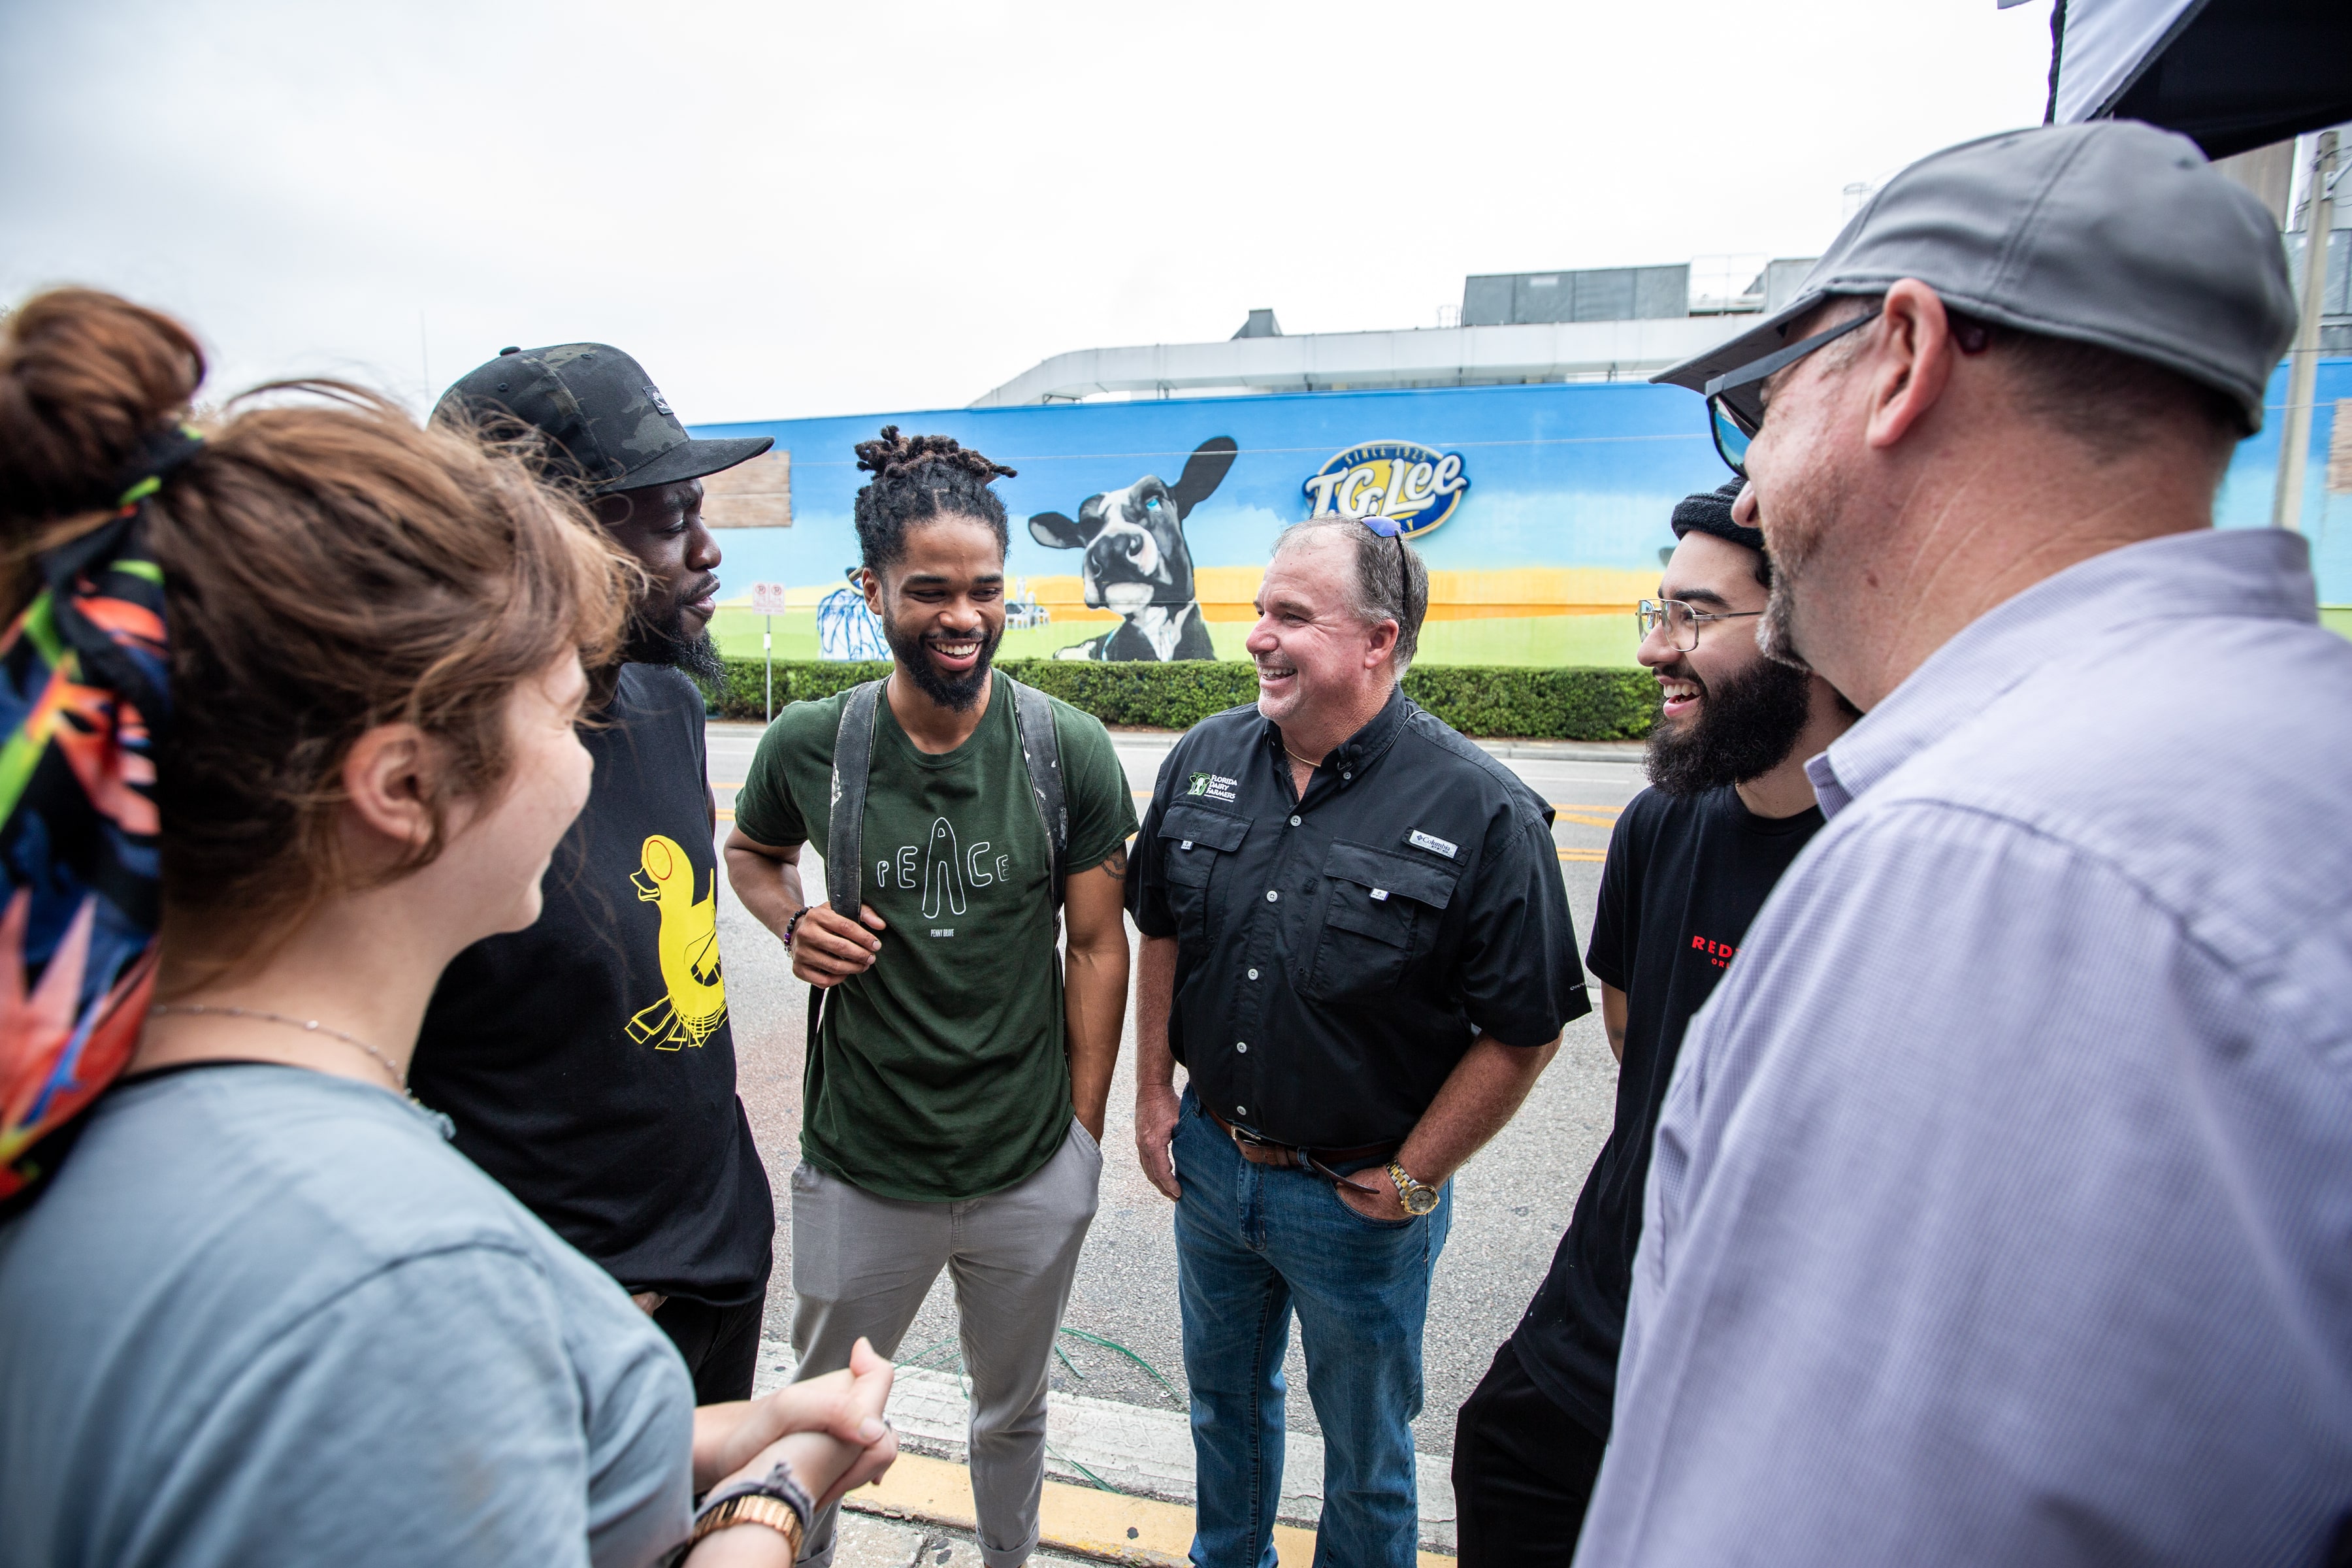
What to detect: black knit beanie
<box><xmin>1669</xmin><ymin>479</ymin><xmax>1764</xmax><ymax>556</ymax></box>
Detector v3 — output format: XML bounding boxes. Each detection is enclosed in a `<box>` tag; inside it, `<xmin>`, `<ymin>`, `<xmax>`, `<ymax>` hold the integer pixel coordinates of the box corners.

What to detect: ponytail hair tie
<box><xmin>111</xmin><ymin>423</ymin><xmax>205</xmax><ymax>507</ymax></box>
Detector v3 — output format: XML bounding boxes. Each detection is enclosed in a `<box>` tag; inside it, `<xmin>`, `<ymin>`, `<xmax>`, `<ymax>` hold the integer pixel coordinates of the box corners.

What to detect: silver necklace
<box><xmin>149</xmin><ymin>1004</ymin><xmax>405</xmax><ymax>1090</ymax></box>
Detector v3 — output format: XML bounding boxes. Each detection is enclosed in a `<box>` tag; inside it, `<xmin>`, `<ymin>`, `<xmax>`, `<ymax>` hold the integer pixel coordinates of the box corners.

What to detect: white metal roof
<box><xmin>968</xmin><ymin>314</ymin><xmax>1758</xmax><ymax>407</ymax></box>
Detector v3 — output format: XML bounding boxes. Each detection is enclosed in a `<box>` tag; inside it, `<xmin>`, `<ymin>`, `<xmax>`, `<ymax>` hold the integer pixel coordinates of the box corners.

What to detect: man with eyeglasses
<box><xmin>1575</xmin><ymin>123</ymin><xmax>2352</xmax><ymax>1565</ymax></box>
<box><xmin>1126</xmin><ymin>514</ymin><xmax>1588</xmax><ymax>1568</ymax></box>
<box><xmin>1451</xmin><ymin>480</ymin><xmax>1854</xmax><ymax>1564</ymax></box>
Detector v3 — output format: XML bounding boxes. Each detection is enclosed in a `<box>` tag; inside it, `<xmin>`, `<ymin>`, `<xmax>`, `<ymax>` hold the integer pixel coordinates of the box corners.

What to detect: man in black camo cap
<box><xmin>410</xmin><ymin>345</ymin><xmax>778</xmax><ymax>1401</ymax></box>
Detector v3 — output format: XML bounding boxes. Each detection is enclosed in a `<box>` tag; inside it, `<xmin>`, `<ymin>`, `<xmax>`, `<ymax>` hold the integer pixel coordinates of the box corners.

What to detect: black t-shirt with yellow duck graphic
<box><xmin>410</xmin><ymin>664</ymin><xmax>773</xmax><ymax>1307</ymax></box>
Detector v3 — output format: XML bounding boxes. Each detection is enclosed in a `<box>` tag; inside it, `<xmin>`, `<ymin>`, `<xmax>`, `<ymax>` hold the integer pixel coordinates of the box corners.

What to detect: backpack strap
<box><xmin>1005</xmin><ymin>676</ymin><xmax>1069</xmax><ymax>911</ymax></box>
<box><xmin>811</xmin><ymin>679</ymin><xmax>885</xmax><ymax>1058</ymax></box>
<box><xmin>824</xmin><ymin>679</ymin><xmax>887</xmax><ymax>919</ymax></box>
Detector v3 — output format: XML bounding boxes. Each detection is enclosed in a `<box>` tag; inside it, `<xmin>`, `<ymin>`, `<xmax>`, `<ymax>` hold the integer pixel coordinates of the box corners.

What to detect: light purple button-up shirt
<box><xmin>1576</xmin><ymin>528</ymin><xmax>2352</xmax><ymax>1566</ymax></box>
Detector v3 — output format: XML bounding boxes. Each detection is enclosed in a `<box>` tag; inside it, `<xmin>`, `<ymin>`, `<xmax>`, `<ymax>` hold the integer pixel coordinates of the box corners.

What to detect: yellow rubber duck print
<box><xmin>626</xmin><ymin>833</ymin><xmax>728</xmax><ymax>1051</ymax></box>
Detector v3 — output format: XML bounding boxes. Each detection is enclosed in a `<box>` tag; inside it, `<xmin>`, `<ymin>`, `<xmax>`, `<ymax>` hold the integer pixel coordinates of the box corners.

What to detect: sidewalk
<box><xmin>757</xmin><ymin>1340</ymin><xmax>1459</xmax><ymax>1560</ymax></box>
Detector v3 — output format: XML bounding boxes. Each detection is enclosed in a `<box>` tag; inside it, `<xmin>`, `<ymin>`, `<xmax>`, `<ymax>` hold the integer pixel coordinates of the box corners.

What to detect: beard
<box><xmin>884</xmin><ymin>613</ymin><xmax>1002</xmax><ymax>713</ymax></box>
<box><xmin>1757</xmin><ymin>576</ymin><xmax>1810</xmax><ymax>672</ymax></box>
<box><xmin>1644</xmin><ymin>653</ymin><xmax>1816</xmax><ymax>796</ymax></box>
<box><xmin>625</xmin><ymin>604</ymin><xmax>725</xmax><ymax>682</ymax></box>
<box><xmin>1748</xmin><ymin>457</ymin><xmax>1843</xmax><ymax>674</ymax></box>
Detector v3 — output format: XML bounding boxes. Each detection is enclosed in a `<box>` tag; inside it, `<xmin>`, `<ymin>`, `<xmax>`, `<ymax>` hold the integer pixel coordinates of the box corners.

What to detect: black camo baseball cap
<box><xmin>434</xmin><ymin>342</ymin><xmax>771</xmax><ymax>494</ymax></box>
<box><xmin>1654</xmin><ymin>121</ymin><xmax>2298</xmax><ymax>433</ymax></box>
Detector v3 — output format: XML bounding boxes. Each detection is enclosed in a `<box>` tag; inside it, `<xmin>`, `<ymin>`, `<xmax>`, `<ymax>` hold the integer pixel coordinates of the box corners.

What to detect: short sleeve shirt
<box><xmin>1126</xmin><ymin>687</ymin><xmax>1589</xmax><ymax>1151</ymax></box>
<box><xmin>410</xmin><ymin>664</ymin><xmax>772</xmax><ymax>1305</ymax></box>
<box><xmin>1511</xmin><ymin>783</ymin><xmax>1823</xmax><ymax>1437</ymax></box>
<box><xmin>0</xmin><ymin>1062</ymin><xmax>694</xmax><ymax>1568</ymax></box>
<box><xmin>732</xmin><ymin>676</ymin><xmax>1137</xmax><ymax>1201</ymax></box>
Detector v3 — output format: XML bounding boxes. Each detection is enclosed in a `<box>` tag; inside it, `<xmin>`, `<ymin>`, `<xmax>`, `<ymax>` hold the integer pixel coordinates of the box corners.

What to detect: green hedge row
<box><xmin>704</xmin><ymin>659</ymin><xmax>1656</xmax><ymax>742</ymax></box>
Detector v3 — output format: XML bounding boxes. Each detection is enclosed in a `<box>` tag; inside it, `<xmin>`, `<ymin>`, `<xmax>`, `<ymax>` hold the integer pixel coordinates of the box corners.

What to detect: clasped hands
<box><xmin>686</xmin><ymin>1337</ymin><xmax>898</xmax><ymax>1564</ymax></box>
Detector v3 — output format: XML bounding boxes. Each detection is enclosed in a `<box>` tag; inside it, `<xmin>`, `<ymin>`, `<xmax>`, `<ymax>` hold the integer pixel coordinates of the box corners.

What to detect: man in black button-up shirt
<box><xmin>1127</xmin><ymin>517</ymin><xmax>1590</xmax><ymax>1568</ymax></box>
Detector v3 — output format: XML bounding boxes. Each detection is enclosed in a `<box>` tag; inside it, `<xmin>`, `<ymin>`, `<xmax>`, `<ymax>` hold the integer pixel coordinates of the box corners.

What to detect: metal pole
<box><xmin>763</xmin><ymin>613</ymin><xmax>774</xmax><ymax>723</ymax></box>
<box><xmin>2272</xmin><ymin>130</ymin><xmax>2338</xmax><ymax>532</ymax></box>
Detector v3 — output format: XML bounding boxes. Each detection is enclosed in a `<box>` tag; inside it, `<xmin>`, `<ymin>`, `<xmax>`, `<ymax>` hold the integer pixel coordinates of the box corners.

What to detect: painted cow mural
<box><xmin>1027</xmin><ymin>436</ymin><xmax>1237</xmax><ymax>661</ymax></box>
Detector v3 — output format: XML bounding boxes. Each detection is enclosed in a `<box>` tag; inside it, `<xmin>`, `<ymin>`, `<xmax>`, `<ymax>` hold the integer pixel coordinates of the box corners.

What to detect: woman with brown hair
<box><xmin>0</xmin><ymin>289</ymin><xmax>893</xmax><ymax>1568</ymax></box>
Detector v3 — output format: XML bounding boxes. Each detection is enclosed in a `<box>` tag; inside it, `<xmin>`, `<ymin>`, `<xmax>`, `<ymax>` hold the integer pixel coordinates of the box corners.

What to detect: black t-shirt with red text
<box><xmin>1512</xmin><ymin>782</ymin><xmax>1823</xmax><ymax>1437</ymax></box>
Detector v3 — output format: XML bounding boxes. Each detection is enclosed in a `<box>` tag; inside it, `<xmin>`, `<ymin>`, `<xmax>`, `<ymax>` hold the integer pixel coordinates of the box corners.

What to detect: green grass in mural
<box><xmin>2323</xmin><ymin>606</ymin><xmax>2352</xmax><ymax>640</ymax></box>
<box><xmin>711</xmin><ymin>606</ymin><xmax>1644</xmax><ymax>668</ymax></box>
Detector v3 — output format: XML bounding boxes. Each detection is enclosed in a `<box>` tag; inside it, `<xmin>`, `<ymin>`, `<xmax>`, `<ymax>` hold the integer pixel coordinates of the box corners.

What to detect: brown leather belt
<box><xmin>1207</xmin><ymin>1108</ymin><xmax>1396</xmax><ymax>1181</ymax></box>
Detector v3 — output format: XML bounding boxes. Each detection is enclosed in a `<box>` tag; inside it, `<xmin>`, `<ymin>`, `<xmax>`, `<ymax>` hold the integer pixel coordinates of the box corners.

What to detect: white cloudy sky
<box><xmin>1</xmin><ymin>0</ymin><xmax>2057</xmax><ymax>423</ymax></box>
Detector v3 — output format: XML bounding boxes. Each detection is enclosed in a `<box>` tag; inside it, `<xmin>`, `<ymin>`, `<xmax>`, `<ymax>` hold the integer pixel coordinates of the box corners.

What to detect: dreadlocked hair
<box><xmin>851</xmin><ymin>425</ymin><xmax>1017</xmax><ymax>574</ymax></box>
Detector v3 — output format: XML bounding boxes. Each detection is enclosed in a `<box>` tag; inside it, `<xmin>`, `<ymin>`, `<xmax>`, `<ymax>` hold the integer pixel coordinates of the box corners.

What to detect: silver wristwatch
<box><xmin>1386</xmin><ymin>1161</ymin><xmax>1439</xmax><ymax>1217</ymax></box>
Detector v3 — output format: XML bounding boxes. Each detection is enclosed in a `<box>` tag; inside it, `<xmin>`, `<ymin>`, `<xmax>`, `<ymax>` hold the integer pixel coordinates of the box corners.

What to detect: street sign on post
<box><xmin>749</xmin><ymin>582</ymin><xmax>789</xmax><ymax>721</ymax></box>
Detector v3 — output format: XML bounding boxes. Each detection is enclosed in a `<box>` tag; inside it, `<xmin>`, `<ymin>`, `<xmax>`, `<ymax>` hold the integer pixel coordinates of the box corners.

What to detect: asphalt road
<box><xmin>706</xmin><ymin>717</ymin><xmax>1646</xmax><ymax>1460</ymax></box>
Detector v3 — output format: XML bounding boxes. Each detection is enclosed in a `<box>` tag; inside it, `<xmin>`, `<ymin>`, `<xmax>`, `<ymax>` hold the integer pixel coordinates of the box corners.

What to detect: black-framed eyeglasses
<box><xmin>1637</xmin><ymin>598</ymin><xmax>1763</xmax><ymax>653</ymax></box>
<box><xmin>1701</xmin><ymin>303</ymin><xmax>1884</xmax><ymax>478</ymax></box>
<box><xmin>1352</xmin><ymin>514</ymin><xmax>1413</xmax><ymax>626</ymax></box>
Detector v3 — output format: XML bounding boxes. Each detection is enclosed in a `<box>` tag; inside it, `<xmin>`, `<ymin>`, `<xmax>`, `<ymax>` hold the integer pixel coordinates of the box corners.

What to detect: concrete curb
<box><xmin>757</xmin><ymin>1339</ymin><xmax>1457</xmax><ymax>1554</ymax></box>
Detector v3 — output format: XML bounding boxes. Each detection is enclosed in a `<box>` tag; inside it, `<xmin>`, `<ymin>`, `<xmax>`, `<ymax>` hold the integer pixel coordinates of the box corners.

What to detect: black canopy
<box><xmin>2042</xmin><ymin>0</ymin><xmax>2352</xmax><ymax>159</ymax></box>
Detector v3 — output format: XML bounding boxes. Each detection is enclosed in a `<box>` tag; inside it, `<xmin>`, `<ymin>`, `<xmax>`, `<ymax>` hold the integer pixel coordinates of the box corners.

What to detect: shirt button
<box><xmin>1236</xmin><ymin>1105</ymin><xmax>1247</xmax><ymax>1117</ymax></box>
<box><xmin>1289</xmin><ymin>815</ymin><xmax>1301</xmax><ymax>827</ymax></box>
<box><xmin>1343</xmin><ymin>770</ymin><xmax>1352</xmax><ymax>780</ymax></box>
<box><xmin>1236</xmin><ymin>1041</ymin><xmax>1249</xmax><ymax>1054</ymax></box>
<box><xmin>1266</xmin><ymin>890</ymin><xmax>1279</xmax><ymax>903</ymax></box>
<box><xmin>1247</xmin><ymin>968</ymin><xmax>1259</xmax><ymax>979</ymax></box>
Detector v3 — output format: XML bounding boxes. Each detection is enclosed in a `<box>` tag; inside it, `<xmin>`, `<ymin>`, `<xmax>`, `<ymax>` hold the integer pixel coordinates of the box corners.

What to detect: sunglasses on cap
<box><xmin>1701</xmin><ymin>303</ymin><xmax>1884</xmax><ymax>478</ymax></box>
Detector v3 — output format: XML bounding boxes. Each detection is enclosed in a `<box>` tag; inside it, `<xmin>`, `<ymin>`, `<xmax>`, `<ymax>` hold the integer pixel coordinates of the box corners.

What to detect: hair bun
<box><xmin>0</xmin><ymin>289</ymin><xmax>206</xmax><ymax>531</ymax></box>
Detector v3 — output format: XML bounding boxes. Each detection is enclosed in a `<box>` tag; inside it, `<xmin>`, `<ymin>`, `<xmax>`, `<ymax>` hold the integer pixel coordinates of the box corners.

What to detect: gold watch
<box><xmin>1386</xmin><ymin>1161</ymin><xmax>1439</xmax><ymax>1217</ymax></box>
<box><xmin>688</xmin><ymin>1492</ymin><xmax>805</xmax><ymax>1556</ymax></box>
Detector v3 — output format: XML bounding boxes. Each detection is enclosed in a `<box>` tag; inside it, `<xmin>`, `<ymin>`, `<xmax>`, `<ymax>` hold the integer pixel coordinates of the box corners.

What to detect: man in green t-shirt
<box><xmin>725</xmin><ymin>428</ymin><xmax>1137</xmax><ymax>1568</ymax></box>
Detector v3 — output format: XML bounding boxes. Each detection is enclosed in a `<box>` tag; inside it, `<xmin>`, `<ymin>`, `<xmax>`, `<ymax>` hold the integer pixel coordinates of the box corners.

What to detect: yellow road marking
<box><xmin>1559</xmin><ymin>847</ymin><xmax>1605</xmax><ymax>862</ymax></box>
<box><xmin>847</xmin><ymin>1450</ymin><xmax>1452</xmax><ymax>1568</ymax></box>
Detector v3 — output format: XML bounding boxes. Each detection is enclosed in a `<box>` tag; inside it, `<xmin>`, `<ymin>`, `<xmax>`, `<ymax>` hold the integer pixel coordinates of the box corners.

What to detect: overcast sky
<box><xmin>1</xmin><ymin>0</ymin><xmax>2057</xmax><ymax>423</ymax></box>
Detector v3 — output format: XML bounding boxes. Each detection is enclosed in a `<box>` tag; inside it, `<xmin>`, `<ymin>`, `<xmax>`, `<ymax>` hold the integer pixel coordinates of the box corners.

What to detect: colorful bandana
<box><xmin>0</xmin><ymin>430</ymin><xmax>187</xmax><ymax>1213</ymax></box>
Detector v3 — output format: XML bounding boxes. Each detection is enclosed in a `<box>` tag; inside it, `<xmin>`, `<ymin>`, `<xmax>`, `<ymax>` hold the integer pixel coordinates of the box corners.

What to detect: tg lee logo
<box><xmin>1302</xmin><ymin>440</ymin><xmax>1469</xmax><ymax>537</ymax></box>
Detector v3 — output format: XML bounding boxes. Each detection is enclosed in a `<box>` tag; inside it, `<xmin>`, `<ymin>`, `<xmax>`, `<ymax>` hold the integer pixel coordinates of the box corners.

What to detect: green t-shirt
<box><xmin>733</xmin><ymin>676</ymin><xmax>1137</xmax><ymax>1201</ymax></box>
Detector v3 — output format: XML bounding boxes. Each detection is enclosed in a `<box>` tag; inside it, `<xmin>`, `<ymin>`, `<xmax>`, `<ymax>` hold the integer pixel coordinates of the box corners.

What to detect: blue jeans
<box><xmin>1173</xmin><ymin>1087</ymin><xmax>1452</xmax><ymax>1568</ymax></box>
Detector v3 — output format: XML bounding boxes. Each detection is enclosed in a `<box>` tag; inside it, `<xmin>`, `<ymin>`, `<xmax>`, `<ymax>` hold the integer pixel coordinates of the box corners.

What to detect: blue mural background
<box><xmin>693</xmin><ymin>357</ymin><xmax>2351</xmax><ymax>665</ymax></box>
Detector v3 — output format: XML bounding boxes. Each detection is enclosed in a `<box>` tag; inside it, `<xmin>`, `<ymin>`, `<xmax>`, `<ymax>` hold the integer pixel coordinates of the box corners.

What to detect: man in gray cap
<box><xmin>410</xmin><ymin>346</ymin><xmax>778</xmax><ymax>1401</ymax></box>
<box><xmin>1577</xmin><ymin>122</ymin><xmax>2352</xmax><ymax>1563</ymax></box>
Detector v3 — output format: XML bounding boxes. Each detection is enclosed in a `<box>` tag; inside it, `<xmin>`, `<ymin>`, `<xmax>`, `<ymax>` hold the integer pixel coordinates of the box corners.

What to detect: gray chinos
<box><xmin>789</xmin><ymin>1119</ymin><xmax>1103</xmax><ymax>1568</ymax></box>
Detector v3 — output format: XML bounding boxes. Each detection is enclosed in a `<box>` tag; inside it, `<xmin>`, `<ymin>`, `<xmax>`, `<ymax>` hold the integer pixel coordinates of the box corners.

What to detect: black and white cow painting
<box><xmin>1027</xmin><ymin>437</ymin><xmax>1238</xmax><ymax>661</ymax></box>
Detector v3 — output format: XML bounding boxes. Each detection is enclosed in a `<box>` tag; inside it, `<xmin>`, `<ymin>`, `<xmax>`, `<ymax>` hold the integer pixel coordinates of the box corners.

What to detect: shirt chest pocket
<box><xmin>1305</xmin><ymin>841</ymin><xmax>1460</xmax><ymax>1002</ymax></box>
<box><xmin>1158</xmin><ymin>804</ymin><xmax>1250</xmax><ymax>940</ymax></box>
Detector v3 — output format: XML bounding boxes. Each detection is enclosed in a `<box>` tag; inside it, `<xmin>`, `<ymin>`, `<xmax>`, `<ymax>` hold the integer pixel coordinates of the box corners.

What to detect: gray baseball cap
<box><xmin>1654</xmin><ymin>121</ymin><xmax>2298</xmax><ymax>432</ymax></box>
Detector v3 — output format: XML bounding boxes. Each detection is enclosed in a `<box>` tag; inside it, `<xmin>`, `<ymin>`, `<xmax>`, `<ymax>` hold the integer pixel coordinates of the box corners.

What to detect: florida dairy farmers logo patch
<box><xmin>1302</xmin><ymin>440</ymin><xmax>1469</xmax><ymax>537</ymax></box>
<box><xmin>1187</xmin><ymin>772</ymin><xmax>1239</xmax><ymax>802</ymax></box>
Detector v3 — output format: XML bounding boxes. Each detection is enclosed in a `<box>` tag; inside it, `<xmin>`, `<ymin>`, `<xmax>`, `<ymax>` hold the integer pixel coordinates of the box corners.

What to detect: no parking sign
<box><xmin>749</xmin><ymin>581</ymin><xmax>788</xmax><ymax>719</ymax></box>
